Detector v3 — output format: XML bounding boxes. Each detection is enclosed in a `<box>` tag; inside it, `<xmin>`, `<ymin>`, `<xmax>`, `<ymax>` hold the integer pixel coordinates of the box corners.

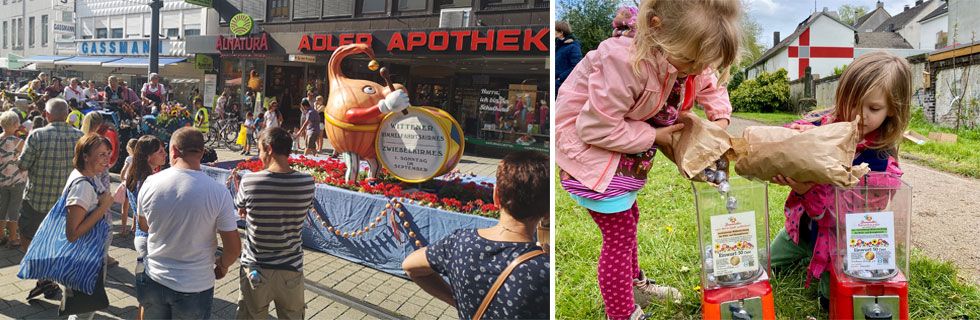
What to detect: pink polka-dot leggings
<box><xmin>588</xmin><ymin>202</ymin><xmax>641</xmax><ymax>320</ymax></box>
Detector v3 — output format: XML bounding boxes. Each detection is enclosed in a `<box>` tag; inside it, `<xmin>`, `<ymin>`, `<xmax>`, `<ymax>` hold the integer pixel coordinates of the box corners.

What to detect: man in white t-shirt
<box><xmin>62</xmin><ymin>78</ymin><xmax>85</xmax><ymax>105</ymax></box>
<box><xmin>135</xmin><ymin>127</ymin><xmax>241</xmax><ymax>319</ymax></box>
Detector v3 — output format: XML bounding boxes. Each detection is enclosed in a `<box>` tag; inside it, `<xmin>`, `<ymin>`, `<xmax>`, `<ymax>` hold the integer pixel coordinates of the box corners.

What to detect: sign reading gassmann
<box><xmin>377</xmin><ymin>111</ymin><xmax>448</xmax><ymax>181</ymax></box>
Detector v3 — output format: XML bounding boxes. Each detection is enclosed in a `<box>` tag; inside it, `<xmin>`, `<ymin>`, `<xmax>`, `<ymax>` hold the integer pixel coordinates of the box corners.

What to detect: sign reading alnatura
<box><xmin>299</xmin><ymin>27</ymin><xmax>549</xmax><ymax>54</ymax></box>
<box><xmin>215</xmin><ymin>33</ymin><xmax>269</xmax><ymax>52</ymax></box>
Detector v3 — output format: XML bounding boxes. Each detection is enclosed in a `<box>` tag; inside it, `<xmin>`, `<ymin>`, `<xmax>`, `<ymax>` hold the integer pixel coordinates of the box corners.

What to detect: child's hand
<box><xmin>788</xmin><ymin>123</ymin><xmax>815</xmax><ymax>132</ymax></box>
<box><xmin>713</xmin><ymin>119</ymin><xmax>730</xmax><ymax>130</ymax></box>
<box><xmin>654</xmin><ymin>123</ymin><xmax>684</xmax><ymax>148</ymax></box>
<box><xmin>772</xmin><ymin>175</ymin><xmax>814</xmax><ymax>195</ymax></box>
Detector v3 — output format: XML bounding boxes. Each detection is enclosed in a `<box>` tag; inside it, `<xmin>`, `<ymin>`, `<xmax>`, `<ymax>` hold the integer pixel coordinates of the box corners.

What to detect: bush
<box><xmin>726</xmin><ymin>65</ymin><xmax>745</xmax><ymax>92</ymax></box>
<box><xmin>730</xmin><ymin>68</ymin><xmax>790</xmax><ymax>113</ymax></box>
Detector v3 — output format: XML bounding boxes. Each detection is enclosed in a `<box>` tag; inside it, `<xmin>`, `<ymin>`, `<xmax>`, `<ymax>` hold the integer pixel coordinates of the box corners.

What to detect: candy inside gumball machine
<box><xmin>829</xmin><ymin>172</ymin><xmax>912</xmax><ymax>320</ymax></box>
<box><xmin>692</xmin><ymin>159</ymin><xmax>776</xmax><ymax>320</ymax></box>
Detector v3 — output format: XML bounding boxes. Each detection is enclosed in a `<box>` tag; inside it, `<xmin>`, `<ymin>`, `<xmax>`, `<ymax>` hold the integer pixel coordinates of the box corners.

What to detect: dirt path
<box><xmin>728</xmin><ymin>117</ymin><xmax>980</xmax><ymax>284</ymax></box>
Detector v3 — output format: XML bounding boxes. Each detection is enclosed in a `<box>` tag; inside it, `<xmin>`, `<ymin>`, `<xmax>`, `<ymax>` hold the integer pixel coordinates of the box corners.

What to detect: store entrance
<box><xmin>265</xmin><ymin>65</ymin><xmax>306</xmax><ymax>129</ymax></box>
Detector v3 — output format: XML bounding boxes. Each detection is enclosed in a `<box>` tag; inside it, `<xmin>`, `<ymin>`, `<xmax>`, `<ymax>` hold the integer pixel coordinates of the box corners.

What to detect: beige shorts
<box><xmin>236</xmin><ymin>267</ymin><xmax>305</xmax><ymax>320</ymax></box>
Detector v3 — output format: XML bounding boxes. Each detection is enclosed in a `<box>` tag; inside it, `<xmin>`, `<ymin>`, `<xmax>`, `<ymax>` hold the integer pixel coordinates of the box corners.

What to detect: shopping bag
<box><xmin>18</xmin><ymin>177</ymin><xmax>110</xmax><ymax>295</ymax></box>
<box><xmin>237</xmin><ymin>125</ymin><xmax>248</xmax><ymax>146</ymax></box>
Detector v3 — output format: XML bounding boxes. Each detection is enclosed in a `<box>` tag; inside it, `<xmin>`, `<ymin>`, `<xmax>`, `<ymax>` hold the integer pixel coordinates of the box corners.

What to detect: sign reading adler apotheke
<box><xmin>77</xmin><ymin>39</ymin><xmax>170</xmax><ymax>56</ymax></box>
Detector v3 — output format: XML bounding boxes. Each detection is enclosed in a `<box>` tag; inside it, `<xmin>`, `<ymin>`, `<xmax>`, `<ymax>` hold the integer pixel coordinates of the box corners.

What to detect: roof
<box><xmin>918</xmin><ymin>1</ymin><xmax>948</xmax><ymax>23</ymax></box>
<box><xmin>748</xmin><ymin>11</ymin><xmax>856</xmax><ymax>70</ymax></box>
<box><xmin>874</xmin><ymin>0</ymin><xmax>934</xmax><ymax>32</ymax></box>
<box><xmin>856</xmin><ymin>32</ymin><xmax>914</xmax><ymax>49</ymax></box>
<box><xmin>854</xmin><ymin>6</ymin><xmax>890</xmax><ymax>28</ymax></box>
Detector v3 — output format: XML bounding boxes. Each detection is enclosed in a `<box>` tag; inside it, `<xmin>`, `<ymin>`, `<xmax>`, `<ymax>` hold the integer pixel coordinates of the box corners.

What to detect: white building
<box><xmin>946</xmin><ymin>0</ymin><xmax>978</xmax><ymax>46</ymax></box>
<box><xmin>874</xmin><ymin>0</ymin><xmax>941</xmax><ymax>50</ymax></box>
<box><xmin>747</xmin><ymin>10</ymin><xmax>857</xmax><ymax>81</ymax></box>
<box><xmin>66</xmin><ymin>0</ymin><xmax>219</xmax><ymax>101</ymax></box>
<box><xmin>917</xmin><ymin>1</ymin><xmax>948</xmax><ymax>50</ymax></box>
<box><xmin>0</xmin><ymin>0</ymin><xmax>76</xmax><ymax>74</ymax></box>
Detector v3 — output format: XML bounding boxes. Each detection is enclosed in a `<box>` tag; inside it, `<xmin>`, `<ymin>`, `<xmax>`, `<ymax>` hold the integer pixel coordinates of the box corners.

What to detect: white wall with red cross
<box><xmin>786</xmin><ymin>15</ymin><xmax>855</xmax><ymax>80</ymax></box>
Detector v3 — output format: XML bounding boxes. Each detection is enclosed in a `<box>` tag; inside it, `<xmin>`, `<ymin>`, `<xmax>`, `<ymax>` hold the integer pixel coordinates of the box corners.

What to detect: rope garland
<box><xmin>228</xmin><ymin>168</ymin><xmax>425</xmax><ymax>247</ymax></box>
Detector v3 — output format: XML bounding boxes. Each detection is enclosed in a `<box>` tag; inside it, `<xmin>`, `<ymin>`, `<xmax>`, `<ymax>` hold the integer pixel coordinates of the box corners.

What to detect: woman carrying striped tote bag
<box><xmin>19</xmin><ymin>134</ymin><xmax>115</xmax><ymax>317</ymax></box>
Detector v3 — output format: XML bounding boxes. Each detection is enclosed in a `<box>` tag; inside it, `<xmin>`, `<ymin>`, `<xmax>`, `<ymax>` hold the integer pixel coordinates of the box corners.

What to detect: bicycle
<box><xmin>204</xmin><ymin>113</ymin><xmax>243</xmax><ymax>152</ymax></box>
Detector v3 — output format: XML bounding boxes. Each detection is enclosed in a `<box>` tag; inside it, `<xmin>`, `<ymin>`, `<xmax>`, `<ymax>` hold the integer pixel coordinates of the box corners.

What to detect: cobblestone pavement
<box><xmin>0</xmin><ymin>225</ymin><xmax>458</xmax><ymax>319</ymax></box>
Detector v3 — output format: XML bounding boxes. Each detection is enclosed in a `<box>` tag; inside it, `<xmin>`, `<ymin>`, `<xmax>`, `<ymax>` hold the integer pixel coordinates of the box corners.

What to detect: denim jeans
<box><xmin>135</xmin><ymin>271</ymin><xmax>214</xmax><ymax>319</ymax></box>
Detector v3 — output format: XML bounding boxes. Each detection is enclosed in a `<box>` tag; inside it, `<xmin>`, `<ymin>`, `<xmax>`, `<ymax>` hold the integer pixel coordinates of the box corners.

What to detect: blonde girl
<box><xmin>769</xmin><ymin>51</ymin><xmax>912</xmax><ymax>305</ymax></box>
<box><xmin>555</xmin><ymin>0</ymin><xmax>741</xmax><ymax>318</ymax></box>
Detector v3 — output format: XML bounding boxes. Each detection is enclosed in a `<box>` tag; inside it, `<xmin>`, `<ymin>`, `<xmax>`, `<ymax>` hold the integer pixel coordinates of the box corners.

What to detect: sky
<box><xmin>746</xmin><ymin>0</ymin><xmax>928</xmax><ymax>48</ymax></box>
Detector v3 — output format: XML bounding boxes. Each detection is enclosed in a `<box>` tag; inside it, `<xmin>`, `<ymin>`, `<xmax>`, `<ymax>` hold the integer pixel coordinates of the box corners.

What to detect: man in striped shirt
<box><xmin>234</xmin><ymin>127</ymin><xmax>315</xmax><ymax>320</ymax></box>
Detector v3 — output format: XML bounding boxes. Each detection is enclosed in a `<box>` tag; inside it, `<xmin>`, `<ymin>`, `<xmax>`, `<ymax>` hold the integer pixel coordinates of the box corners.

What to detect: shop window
<box><xmin>293</xmin><ymin>0</ymin><xmax>322</xmax><ymax>19</ymax></box>
<box><xmin>111</xmin><ymin>28</ymin><xmax>123</xmax><ymax>38</ymax></box>
<box><xmin>485</xmin><ymin>0</ymin><xmax>525</xmax><ymax>4</ymax></box>
<box><xmin>27</xmin><ymin>16</ymin><xmax>33</xmax><ymax>47</ymax></box>
<box><xmin>438</xmin><ymin>0</ymin><xmax>471</xmax><ymax>9</ymax></box>
<box><xmin>399</xmin><ymin>0</ymin><xmax>426</xmax><ymax>11</ymax></box>
<box><xmin>360</xmin><ymin>0</ymin><xmax>386</xmax><ymax>14</ymax></box>
<box><xmin>40</xmin><ymin>15</ymin><xmax>47</xmax><ymax>46</ymax></box>
<box><xmin>323</xmin><ymin>0</ymin><xmax>354</xmax><ymax>17</ymax></box>
<box><xmin>96</xmin><ymin>28</ymin><xmax>107</xmax><ymax>39</ymax></box>
<box><xmin>270</xmin><ymin>0</ymin><xmax>290</xmax><ymax>19</ymax></box>
<box><xmin>463</xmin><ymin>81</ymin><xmax>549</xmax><ymax>152</ymax></box>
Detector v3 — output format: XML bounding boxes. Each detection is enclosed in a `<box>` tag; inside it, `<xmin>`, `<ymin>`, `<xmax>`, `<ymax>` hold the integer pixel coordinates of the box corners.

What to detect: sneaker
<box><xmin>626</xmin><ymin>304</ymin><xmax>650</xmax><ymax>320</ymax></box>
<box><xmin>27</xmin><ymin>281</ymin><xmax>59</xmax><ymax>300</ymax></box>
<box><xmin>633</xmin><ymin>270</ymin><xmax>682</xmax><ymax>307</ymax></box>
<box><xmin>42</xmin><ymin>285</ymin><xmax>62</xmax><ymax>300</ymax></box>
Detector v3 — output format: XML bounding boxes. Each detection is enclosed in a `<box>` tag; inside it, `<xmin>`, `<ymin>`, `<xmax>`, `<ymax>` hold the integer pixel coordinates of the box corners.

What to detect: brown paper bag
<box><xmin>733</xmin><ymin>117</ymin><xmax>870</xmax><ymax>187</ymax></box>
<box><xmin>659</xmin><ymin>112</ymin><xmax>734</xmax><ymax>181</ymax></box>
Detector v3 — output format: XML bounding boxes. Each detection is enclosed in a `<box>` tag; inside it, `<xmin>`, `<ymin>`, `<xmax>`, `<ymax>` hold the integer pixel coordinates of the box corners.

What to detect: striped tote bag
<box><xmin>17</xmin><ymin>177</ymin><xmax>110</xmax><ymax>295</ymax></box>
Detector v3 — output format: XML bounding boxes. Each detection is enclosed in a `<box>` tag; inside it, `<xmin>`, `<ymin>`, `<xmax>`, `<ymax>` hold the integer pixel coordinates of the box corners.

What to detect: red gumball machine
<box><xmin>830</xmin><ymin>172</ymin><xmax>911</xmax><ymax>319</ymax></box>
<box><xmin>693</xmin><ymin>174</ymin><xmax>776</xmax><ymax>320</ymax></box>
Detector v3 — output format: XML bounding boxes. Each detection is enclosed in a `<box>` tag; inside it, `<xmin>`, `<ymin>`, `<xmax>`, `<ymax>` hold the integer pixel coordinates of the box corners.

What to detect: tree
<box><xmin>557</xmin><ymin>0</ymin><xmax>620</xmax><ymax>53</ymax></box>
<box><xmin>838</xmin><ymin>4</ymin><xmax>869</xmax><ymax>26</ymax></box>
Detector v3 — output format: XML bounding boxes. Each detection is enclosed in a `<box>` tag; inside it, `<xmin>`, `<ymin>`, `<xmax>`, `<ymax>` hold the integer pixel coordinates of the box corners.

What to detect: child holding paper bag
<box><xmin>769</xmin><ymin>52</ymin><xmax>911</xmax><ymax>304</ymax></box>
<box><xmin>555</xmin><ymin>1</ymin><xmax>740</xmax><ymax>318</ymax></box>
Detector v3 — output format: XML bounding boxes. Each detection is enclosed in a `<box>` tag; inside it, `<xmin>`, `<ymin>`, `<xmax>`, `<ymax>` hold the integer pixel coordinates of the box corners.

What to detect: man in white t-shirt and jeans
<box><xmin>136</xmin><ymin>127</ymin><xmax>241</xmax><ymax>319</ymax></box>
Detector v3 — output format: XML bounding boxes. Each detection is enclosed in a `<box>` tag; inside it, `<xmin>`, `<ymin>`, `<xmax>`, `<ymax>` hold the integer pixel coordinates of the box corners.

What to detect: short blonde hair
<box><xmin>81</xmin><ymin>112</ymin><xmax>105</xmax><ymax>135</ymax></box>
<box><xmin>632</xmin><ymin>0</ymin><xmax>741</xmax><ymax>81</ymax></box>
<box><xmin>0</xmin><ymin>110</ymin><xmax>20</xmax><ymax>129</ymax></box>
<box><xmin>833</xmin><ymin>51</ymin><xmax>912</xmax><ymax>151</ymax></box>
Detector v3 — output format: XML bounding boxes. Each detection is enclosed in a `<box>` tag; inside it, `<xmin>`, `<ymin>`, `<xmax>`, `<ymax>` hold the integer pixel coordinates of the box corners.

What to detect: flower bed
<box><xmin>234</xmin><ymin>156</ymin><xmax>500</xmax><ymax>218</ymax></box>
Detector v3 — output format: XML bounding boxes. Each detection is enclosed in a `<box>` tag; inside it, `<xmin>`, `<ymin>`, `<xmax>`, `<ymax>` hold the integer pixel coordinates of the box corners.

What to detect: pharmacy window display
<box><xmin>475</xmin><ymin>84</ymin><xmax>549</xmax><ymax>153</ymax></box>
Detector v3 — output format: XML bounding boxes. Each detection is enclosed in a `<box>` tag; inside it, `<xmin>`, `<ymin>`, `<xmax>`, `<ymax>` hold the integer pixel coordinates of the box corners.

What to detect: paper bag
<box><xmin>733</xmin><ymin>118</ymin><xmax>870</xmax><ymax>187</ymax></box>
<box><xmin>659</xmin><ymin>112</ymin><xmax>734</xmax><ymax>181</ymax></box>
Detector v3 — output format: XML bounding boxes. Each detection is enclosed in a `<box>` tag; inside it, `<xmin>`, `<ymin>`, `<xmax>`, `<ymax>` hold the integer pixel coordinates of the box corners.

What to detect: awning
<box><xmin>170</xmin><ymin>78</ymin><xmax>200</xmax><ymax>84</ymax></box>
<box><xmin>101</xmin><ymin>57</ymin><xmax>187</xmax><ymax>68</ymax></box>
<box><xmin>54</xmin><ymin>56</ymin><xmax>122</xmax><ymax>66</ymax></box>
<box><xmin>20</xmin><ymin>55</ymin><xmax>71</xmax><ymax>63</ymax></box>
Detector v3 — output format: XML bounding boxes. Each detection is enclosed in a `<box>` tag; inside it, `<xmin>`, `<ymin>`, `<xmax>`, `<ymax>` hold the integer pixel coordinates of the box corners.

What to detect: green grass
<box><xmin>556</xmin><ymin>158</ymin><xmax>980</xmax><ymax>319</ymax></box>
<box><xmin>901</xmin><ymin>109</ymin><xmax>980</xmax><ymax>178</ymax></box>
<box><xmin>731</xmin><ymin>112</ymin><xmax>803</xmax><ymax>126</ymax></box>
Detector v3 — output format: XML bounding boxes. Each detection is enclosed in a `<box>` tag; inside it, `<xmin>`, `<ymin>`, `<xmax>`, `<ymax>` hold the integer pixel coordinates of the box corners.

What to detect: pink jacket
<box><xmin>555</xmin><ymin>37</ymin><xmax>732</xmax><ymax>193</ymax></box>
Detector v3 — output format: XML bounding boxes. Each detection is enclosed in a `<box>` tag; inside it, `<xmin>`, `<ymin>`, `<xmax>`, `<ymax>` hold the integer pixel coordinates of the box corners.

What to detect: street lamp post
<box><xmin>149</xmin><ymin>0</ymin><xmax>163</xmax><ymax>74</ymax></box>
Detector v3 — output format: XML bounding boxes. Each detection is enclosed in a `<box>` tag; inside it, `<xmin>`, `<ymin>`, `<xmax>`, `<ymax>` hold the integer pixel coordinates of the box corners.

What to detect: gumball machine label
<box><xmin>710</xmin><ymin>211</ymin><xmax>759</xmax><ymax>277</ymax></box>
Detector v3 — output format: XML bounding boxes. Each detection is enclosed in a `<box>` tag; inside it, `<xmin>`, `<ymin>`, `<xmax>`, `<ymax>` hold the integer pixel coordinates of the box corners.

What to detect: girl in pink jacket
<box><xmin>769</xmin><ymin>52</ymin><xmax>912</xmax><ymax>307</ymax></box>
<box><xmin>555</xmin><ymin>1</ymin><xmax>740</xmax><ymax>318</ymax></box>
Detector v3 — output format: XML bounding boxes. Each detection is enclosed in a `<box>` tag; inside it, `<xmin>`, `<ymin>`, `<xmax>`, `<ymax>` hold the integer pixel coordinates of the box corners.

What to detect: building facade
<box><xmin>0</xmin><ymin>0</ymin><xmax>76</xmax><ymax>79</ymax></box>
<box><xmin>187</xmin><ymin>0</ymin><xmax>550</xmax><ymax>153</ymax></box>
<box><xmin>68</xmin><ymin>0</ymin><xmax>219</xmax><ymax>102</ymax></box>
